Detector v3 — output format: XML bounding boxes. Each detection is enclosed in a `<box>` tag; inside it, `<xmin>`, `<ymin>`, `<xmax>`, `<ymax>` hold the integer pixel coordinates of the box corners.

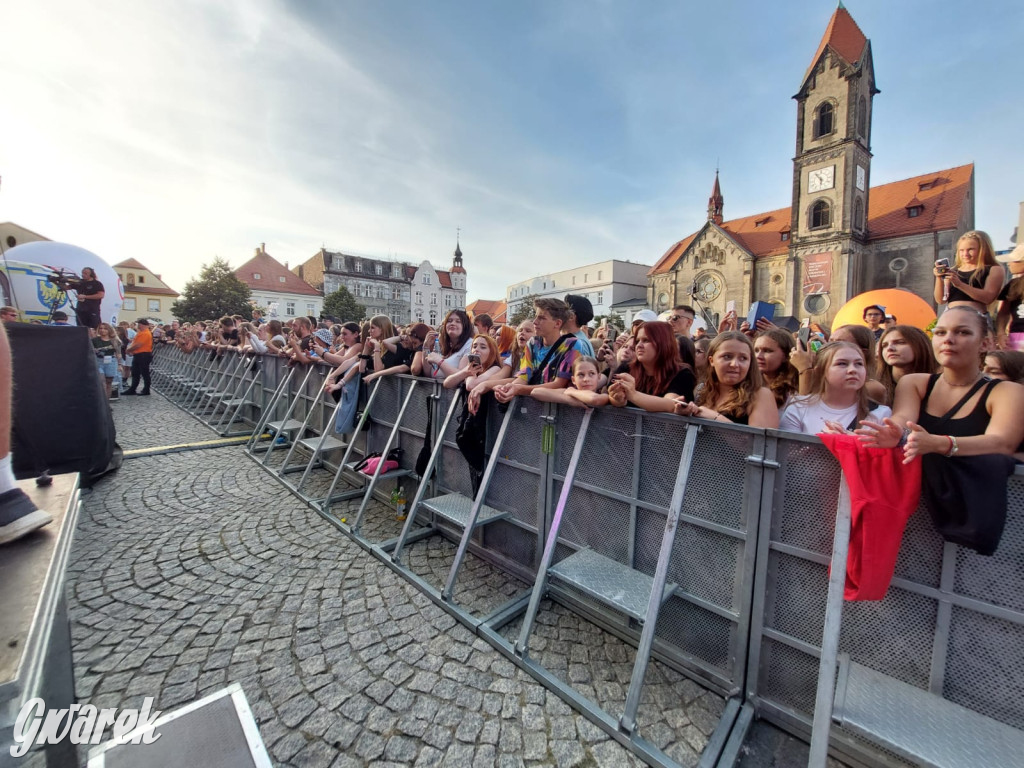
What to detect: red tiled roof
<box><xmin>804</xmin><ymin>7</ymin><xmax>868</xmax><ymax>84</ymax></box>
<box><xmin>437</xmin><ymin>271</ymin><xmax>453</xmax><ymax>289</ymax></box>
<box><xmin>124</xmin><ymin>285</ymin><xmax>179</xmax><ymax>297</ymax></box>
<box><xmin>650</xmin><ymin>164</ymin><xmax>974</xmax><ymax>275</ymax></box>
<box><xmin>113</xmin><ymin>258</ymin><xmax>148</xmax><ymax>270</ymax></box>
<box><xmin>467</xmin><ymin>299</ymin><xmax>507</xmax><ymax>322</ymax></box>
<box><xmin>235</xmin><ymin>247</ymin><xmax>322</xmax><ymax>296</ymax></box>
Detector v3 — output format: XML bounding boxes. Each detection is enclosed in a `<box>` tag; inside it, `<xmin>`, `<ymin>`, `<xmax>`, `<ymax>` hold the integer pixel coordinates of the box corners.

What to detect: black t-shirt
<box><xmin>998</xmin><ymin>278</ymin><xmax>1024</xmax><ymax>333</ymax></box>
<box><xmin>382</xmin><ymin>344</ymin><xmax>414</xmax><ymax>369</ymax></box>
<box><xmin>614</xmin><ymin>364</ymin><xmax>696</xmax><ymax>401</ymax></box>
<box><xmin>76</xmin><ymin>279</ymin><xmax>103</xmax><ymax>308</ymax></box>
<box><xmin>222</xmin><ymin>328</ymin><xmax>240</xmax><ymax>346</ymax></box>
<box><xmin>92</xmin><ymin>337</ymin><xmax>115</xmax><ymax>358</ymax></box>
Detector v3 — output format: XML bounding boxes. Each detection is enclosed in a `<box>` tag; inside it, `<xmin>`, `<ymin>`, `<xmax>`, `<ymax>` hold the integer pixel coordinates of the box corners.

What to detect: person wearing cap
<box><xmin>996</xmin><ymin>243</ymin><xmax>1024</xmax><ymax>351</ymax></box>
<box><xmin>563</xmin><ymin>294</ymin><xmax>595</xmax><ymax>356</ymax></box>
<box><xmin>631</xmin><ymin>309</ymin><xmax>659</xmax><ymax>330</ymax></box>
<box><xmin>862</xmin><ymin>304</ymin><xmax>886</xmax><ymax>341</ymax></box>
<box><xmin>123</xmin><ymin>318</ymin><xmax>153</xmax><ymax>395</ymax></box>
<box><xmin>50</xmin><ymin>311</ymin><xmax>72</xmax><ymax>326</ymax></box>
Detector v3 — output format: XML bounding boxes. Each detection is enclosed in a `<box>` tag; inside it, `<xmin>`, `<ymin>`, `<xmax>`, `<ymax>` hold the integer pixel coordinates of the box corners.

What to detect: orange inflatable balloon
<box><xmin>831</xmin><ymin>289</ymin><xmax>936</xmax><ymax>331</ymax></box>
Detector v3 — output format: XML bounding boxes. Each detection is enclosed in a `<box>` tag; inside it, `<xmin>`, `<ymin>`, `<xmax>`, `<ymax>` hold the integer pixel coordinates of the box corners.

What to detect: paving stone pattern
<box><xmin>68</xmin><ymin>392</ymin><xmax>844</xmax><ymax>767</ymax></box>
<box><xmin>69</xmin><ymin>400</ymin><xmax>646</xmax><ymax>767</ymax></box>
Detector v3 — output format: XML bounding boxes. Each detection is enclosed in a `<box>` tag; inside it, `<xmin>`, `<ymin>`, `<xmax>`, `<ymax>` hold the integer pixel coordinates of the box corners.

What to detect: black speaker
<box><xmin>7</xmin><ymin>323</ymin><xmax>119</xmax><ymax>485</ymax></box>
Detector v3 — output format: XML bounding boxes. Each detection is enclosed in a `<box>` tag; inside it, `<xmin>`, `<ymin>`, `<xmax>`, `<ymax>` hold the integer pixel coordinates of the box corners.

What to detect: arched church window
<box><xmin>854</xmin><ymin>198</ymin><xmax>864</xmax><ymax>230</ymax></box>
<box><xmin>810</xmin><ymin>200</ymin><xmax>831</xmax><ymax>229</ymax></box>
<box><xmin>813</xmin><ymin>102</ymin><xmax>834</xmax><ymax>139</ymax></box>
<box><xmin>857</xmin><ymin>96</ymin><xmax>867</xmax><ymax>139</ymax></box>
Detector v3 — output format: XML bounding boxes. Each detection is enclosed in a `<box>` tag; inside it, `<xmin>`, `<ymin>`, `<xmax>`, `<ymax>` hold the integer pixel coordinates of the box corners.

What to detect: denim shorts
<box><xmin>97</xmin><ymin>356</ymin><xmax>118</xmax><ymax>378</ymax></box>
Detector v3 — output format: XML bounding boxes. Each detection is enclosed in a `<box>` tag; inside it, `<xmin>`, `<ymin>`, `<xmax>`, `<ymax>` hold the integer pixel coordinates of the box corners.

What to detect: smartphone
<box><xmin>468</xmin><ymin>354</ymin><xmax>481</xmax><ymax>365</ymax></box>
<box><xmin>797</xmin><ymin>327</ymin><xmax>811</xmax><ymax>347</ymax></box>
<box><xmin>935</xmin><ymin>258</ymin><xmax>950</xmax><ymax>272</ymax></box>
<box><xmin>726</xmin><ymin>300</ymin><xmax>736</xmax><ymax>315</ymax></box>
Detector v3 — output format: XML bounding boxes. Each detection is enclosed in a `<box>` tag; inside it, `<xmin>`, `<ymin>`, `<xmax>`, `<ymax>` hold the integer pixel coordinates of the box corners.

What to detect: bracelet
<box><xmin>945</xmin><ymin>435</ymin><xmax>959</xmax><ymax>457</ymax></box>
<box><xmin>897</xmin><ymin>427</ymin><xmax>911</xmax><ymax>447</ymax></box>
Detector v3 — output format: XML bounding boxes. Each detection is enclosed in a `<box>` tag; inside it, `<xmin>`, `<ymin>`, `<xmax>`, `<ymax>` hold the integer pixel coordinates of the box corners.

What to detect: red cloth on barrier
<box><xmin>818</xmin><ymin>433</ymin><xmax>922</xmax><ymax>601</ymax></box>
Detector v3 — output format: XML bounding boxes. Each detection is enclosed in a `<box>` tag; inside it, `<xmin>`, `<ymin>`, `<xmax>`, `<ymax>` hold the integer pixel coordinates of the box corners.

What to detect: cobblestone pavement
<box><xmin>67</xmin><ymin>392</ymin><xmax>838</xmax><ymax>767</ymax></box>
<box><xmin>68</xmin><ymin>396</ymin><xmax>646</xmax><ymax>767</ymax></box>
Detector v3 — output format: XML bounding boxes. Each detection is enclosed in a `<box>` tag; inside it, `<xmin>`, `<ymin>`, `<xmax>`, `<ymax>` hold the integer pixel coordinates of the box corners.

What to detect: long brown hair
<box><xmin>806</xmin><ymin>341</ymin><xmax>873</xmax><ymax>423</ymax></box>
<box><xmin>439</xmin><ymin>309</ymin><xmax>473</xmax><ymax>356</ymax></box>
<box><xmin>833</xmin><ymin>324</ymin><xmax>876</xmax><ymax>372</ymax></box>
<box><xmin>630</xmin><ymin>321</ymin><xmax>681</xmax><ymax>396</ymax></box>
<box><xmin>877</xmin><ymin>325</ymin><xmax>937</xmax><ymax>403</ymax></box>
<box><xmin>496</xmin><ymin>325</ymin><xmax>516</xmax><ymax>358</ymax></box>
<box><xmin>697</xmin><ymin>331</ymin><xmax>762</xmax><ymax>418</ymax></box>
<box><xmin>755</xmin><ymin>329</ymin><xmax>798</xmax><ymax>408</ymax></box>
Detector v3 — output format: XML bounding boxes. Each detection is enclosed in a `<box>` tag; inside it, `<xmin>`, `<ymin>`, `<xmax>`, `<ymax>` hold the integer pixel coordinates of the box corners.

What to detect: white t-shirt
<box><xmin>427</xmin><ymin>336</ymin><xmax>473</xmax><ymax>379</ymax></box>
<box><xmin>779</xmin><ymin>396</ymin><xmax>891</xmax><ymax>436</ymax></box>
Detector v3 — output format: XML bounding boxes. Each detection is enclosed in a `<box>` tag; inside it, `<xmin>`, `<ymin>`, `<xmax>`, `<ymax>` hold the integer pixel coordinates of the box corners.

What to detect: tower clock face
<box><xmin>808</xmin><ymin>165</ymin><xmax>835</xmax><ymax>193</ymax></box>
<box><xmin>856</xmin><ymin>165</ymin><xmax>866</xmax><ymax>191</ymax></box>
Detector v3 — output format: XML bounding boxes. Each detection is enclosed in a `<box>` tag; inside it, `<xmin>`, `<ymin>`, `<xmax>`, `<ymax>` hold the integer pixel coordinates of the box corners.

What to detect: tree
<box><xmin>171</xmin><ymin>257</ymin><xmax>253</xmax><ymax>323</ymax></box>
<box><xmin>322</xmin><ymin>286</ymin><xmax>365</xmax><ymax>323</ymax></box>
<box><xmin>508</xmin><ymin>294</ymin><xmax>538</xmax><ymax>326</ymax></box>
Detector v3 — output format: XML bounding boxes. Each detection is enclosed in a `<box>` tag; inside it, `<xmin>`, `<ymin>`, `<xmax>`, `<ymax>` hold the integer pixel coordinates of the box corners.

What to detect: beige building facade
<box><xmin>113</xmin><ymin>258</ymin><xmax>180</xmax><ymax>324</ymax></box>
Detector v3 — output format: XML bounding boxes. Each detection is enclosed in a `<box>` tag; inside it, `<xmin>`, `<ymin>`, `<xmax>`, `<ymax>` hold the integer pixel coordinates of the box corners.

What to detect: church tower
<box><xmin>450</xmin><ymin>234</ymin><xmax>466</xmax><ymax>292</ymax></box>
<box><xmin>707</xmin><ymin>171</ymin><xmax>724</xmax><ymax>226</ymax></box>
<box><xmin>790</xmin><ymin>4</ymin><xmax>878</xmax><ymax>316</ymax></box>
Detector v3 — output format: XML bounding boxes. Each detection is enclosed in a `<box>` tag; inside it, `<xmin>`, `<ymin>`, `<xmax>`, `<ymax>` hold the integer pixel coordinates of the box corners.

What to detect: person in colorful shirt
<box><xmin>495</xmin><ymin>298</ymin><xmax>579</xmax><ymax>402</ymax></box>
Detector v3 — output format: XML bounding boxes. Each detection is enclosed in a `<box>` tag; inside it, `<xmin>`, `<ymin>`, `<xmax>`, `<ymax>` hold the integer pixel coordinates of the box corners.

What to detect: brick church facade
<box><xmin>647</xmin><ymin>7</ymin><xmax>974</xmax><ymax>327</ymax></box>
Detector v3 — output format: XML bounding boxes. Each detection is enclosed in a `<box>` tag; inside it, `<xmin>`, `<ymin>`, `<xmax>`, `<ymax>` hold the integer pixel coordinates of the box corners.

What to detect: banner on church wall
<box><xmin>801</xmin><ymin>252</ymin><xmax>833</xmax><ymax>295</ymax></box>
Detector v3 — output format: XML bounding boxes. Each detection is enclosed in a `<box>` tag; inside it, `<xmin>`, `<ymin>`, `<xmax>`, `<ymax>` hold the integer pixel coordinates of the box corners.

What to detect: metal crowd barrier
<box><xmin>149</xmin><ymin>359</ymin><xmax>1024</xmax><ymax>768</ymax></box>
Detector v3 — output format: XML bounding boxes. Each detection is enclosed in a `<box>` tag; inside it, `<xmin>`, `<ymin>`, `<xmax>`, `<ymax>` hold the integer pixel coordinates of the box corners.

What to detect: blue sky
<box><xmin>0</xmin><ymin>1</ymin><xmax>1021</xmax><ymax>302</ymax></box>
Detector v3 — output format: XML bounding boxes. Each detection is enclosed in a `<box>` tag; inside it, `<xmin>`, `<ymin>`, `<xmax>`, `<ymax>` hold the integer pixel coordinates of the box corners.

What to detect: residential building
<box><xmin>506</xmin><ymin>259</ymin><xmax>650</xmax><ymax>324</ymax></box>
<box><xmin>0</xmin><ymin>222</ymin><xmax>49</xmax><ymax>250</ymax></box>
<box><xmin>293</xmin><ymin>238</ymin><xmax>468</xmax><ymax>325</ymax></box>
<box><xmin>113</xmin><ymin>258</ymin><xmax>180</xmax><ymax>323</ymax></box>
<box><xmin>235</xmin><ymin>244</ymin><xmax>323</xmax><ymax>320</ymax></box>
<box><xmin>648</xmin><ymin>7</ymin><xmax>974</xmax><ymax>327</ymax></box>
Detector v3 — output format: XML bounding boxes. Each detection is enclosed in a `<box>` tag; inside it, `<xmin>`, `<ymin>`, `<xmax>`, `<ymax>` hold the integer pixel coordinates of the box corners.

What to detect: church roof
<box><xmin>649</xmin><ymin>163</ymin><xmax>974</xmax><ymax>276</ymax></box>
<box><xmin>466</xmin><ymin>298</ymin><xmax>507</xmax><ymax>322</ymax></box>
<box><xmin>235</xmin><ymin>247</ymin><xmax>322</xmax><ymax>296</ymax></box>
<box><xmin>804</xmin><ymin>6</ymin><xmax>869</xmax><ymax>83</ymax></box>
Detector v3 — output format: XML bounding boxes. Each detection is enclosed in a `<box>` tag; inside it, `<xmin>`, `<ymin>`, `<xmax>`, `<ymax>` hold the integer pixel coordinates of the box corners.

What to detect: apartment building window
<box><xmin>286</xmin><ymin>302</ymin><xmax>295</xmax><ymax>316</ymax></box>
<box><xmin>584</xmin><ymin>273</ymin><xmax>588</xmax><ymax>282</ymax></box>
<box><xmin>375</xmin><ymin>263</ymin><xmax>383</xmax><ymax>275</ymax></box>
<box><xmin>392</xmin><ymin>287</ymin><xmax>402</xmax><ymax>300</ymax></box>
<box><xmin>123</xmin><ymin>298</ymin><xmax>136</xmax><ymax>310</ymax></box>
<box><xmin>393</xmin><ymin>265</ymin><xmax>402</xmax><ymax>278</ymax></box>
<box><xmin>430</xmin><ymin>294</ymin><xmax>437</xmax><ymax>305</ymax></box>
<box><xmin>572</xmin><ymin>276</ymin><xmax>576</xmax><ymax>285</ymax></box>
<box><xmin>416</xmin><ymin>291</ymin><xmax>423</xmax><ymax>304</ymax></box>
<box><xmin>445</xmin><ymin>294</ymin><xmax>452</xmax><ymax>307</ymax></box>
<box><xmin>148</xmin><ymin>299</ymin><xmax>160</xmax><ymax>312</ymax></box>
<box><xmin>423</xmin><ymin>274</ymin><xmax>431</xmax><ymax>285</ymax></box>
<box><xmin>596</xmin><ymin>291</ymin><xmax>604</xmax><ymax>306</ymax></box>
<box><xmin>598</xmin><ymin>270</ymin><xmax>603</xmax><ymax>280</ymax></box>
<box><xmin>429</xmin><ymin>310</ymin><xmax>437</xmax><ymax>325</ymax></box>
<box><xmin>306</xmin><ymin>303</ymin><xmax>315</xmax><ymax>315</ymax></box>
<box><xmin>355</xmin><ymin>261</ymin><xmax>362</xmax><ymax>272</ymax></box>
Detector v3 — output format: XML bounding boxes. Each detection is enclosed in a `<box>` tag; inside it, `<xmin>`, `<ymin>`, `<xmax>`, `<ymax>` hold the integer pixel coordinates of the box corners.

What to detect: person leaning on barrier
<box><xmin>858</xmin><ymin>306</ymin><xmax>1024</xmax><ymax>553</ymax></box>
<box><xmin>284</xmin><ymin>316</ymin><xmax>317</xmax><ymax>366</ymax></box>
<box><xmin>779</xmin><ymin>341</ymin><xmax>891</xmax><ymax>435</ymax></box>
<box><xmin>363</xmin><ymin>322</ymin><xmax>430</xmax><ymax>384</ymax></box>
<box><xmin>494</xmin><ymin>298</ymin><xmax>579</xmax><ymax>403</ymax></box>
<box><xmin>607</xmin><ymin>321</ymin><xmax>694</xmax><ymax>412</ymax></box>
<box><xmin>877</xmin><ymin>325</ymin><xmax>937</xmax><ymax>405</ymax></box>
<box><xmin>465</xmin><ymin>320</ymin><xmax>534</xmax><ymax>415</ymax></box>
<box><xmin>443</xmin><ymin>334</ymin><xmax>508</xmax><ymax>392</ymax></box>
<box><xmin>673</xmin><ymin>331</ymin><xmax>778</xmax><ymax>428</ymax></box>
<box><xmin>529</xmin><ymin>355</ymin><xmax>610</xmax><ymax>409</ymax></box>
<box><xmin>414</xmin><ymin>309</ymin><xmax>474</xmax><ymax>379</ymax></box>
<box><xmin>321</xmin><ymin>322</ymin><xmax>364</xmax><ymax>392</ymax></box>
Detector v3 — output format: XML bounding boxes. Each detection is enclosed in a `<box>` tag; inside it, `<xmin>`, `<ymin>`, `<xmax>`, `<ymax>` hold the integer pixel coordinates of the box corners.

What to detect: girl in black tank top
<box><xmin>858</xmin><ymin>306</ymin><xmax>1024</xmax><ymax>460</ymax></box>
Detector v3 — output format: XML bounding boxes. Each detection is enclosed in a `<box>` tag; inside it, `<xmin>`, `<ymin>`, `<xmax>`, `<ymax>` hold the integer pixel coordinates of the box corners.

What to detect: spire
<box><xmin>707</xmin><ymin>170</ymin><xmax>724</xmax><ymax>226</ymax></box>
<box><xmin>451</xmin><ymin>228</ymin><xmax>466</xmax><ymax>274</ymax></box>
<box><xmin>803</xmin><ymin>5</ymin><xmax>868</xmax><ymax>85</ymax></box>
